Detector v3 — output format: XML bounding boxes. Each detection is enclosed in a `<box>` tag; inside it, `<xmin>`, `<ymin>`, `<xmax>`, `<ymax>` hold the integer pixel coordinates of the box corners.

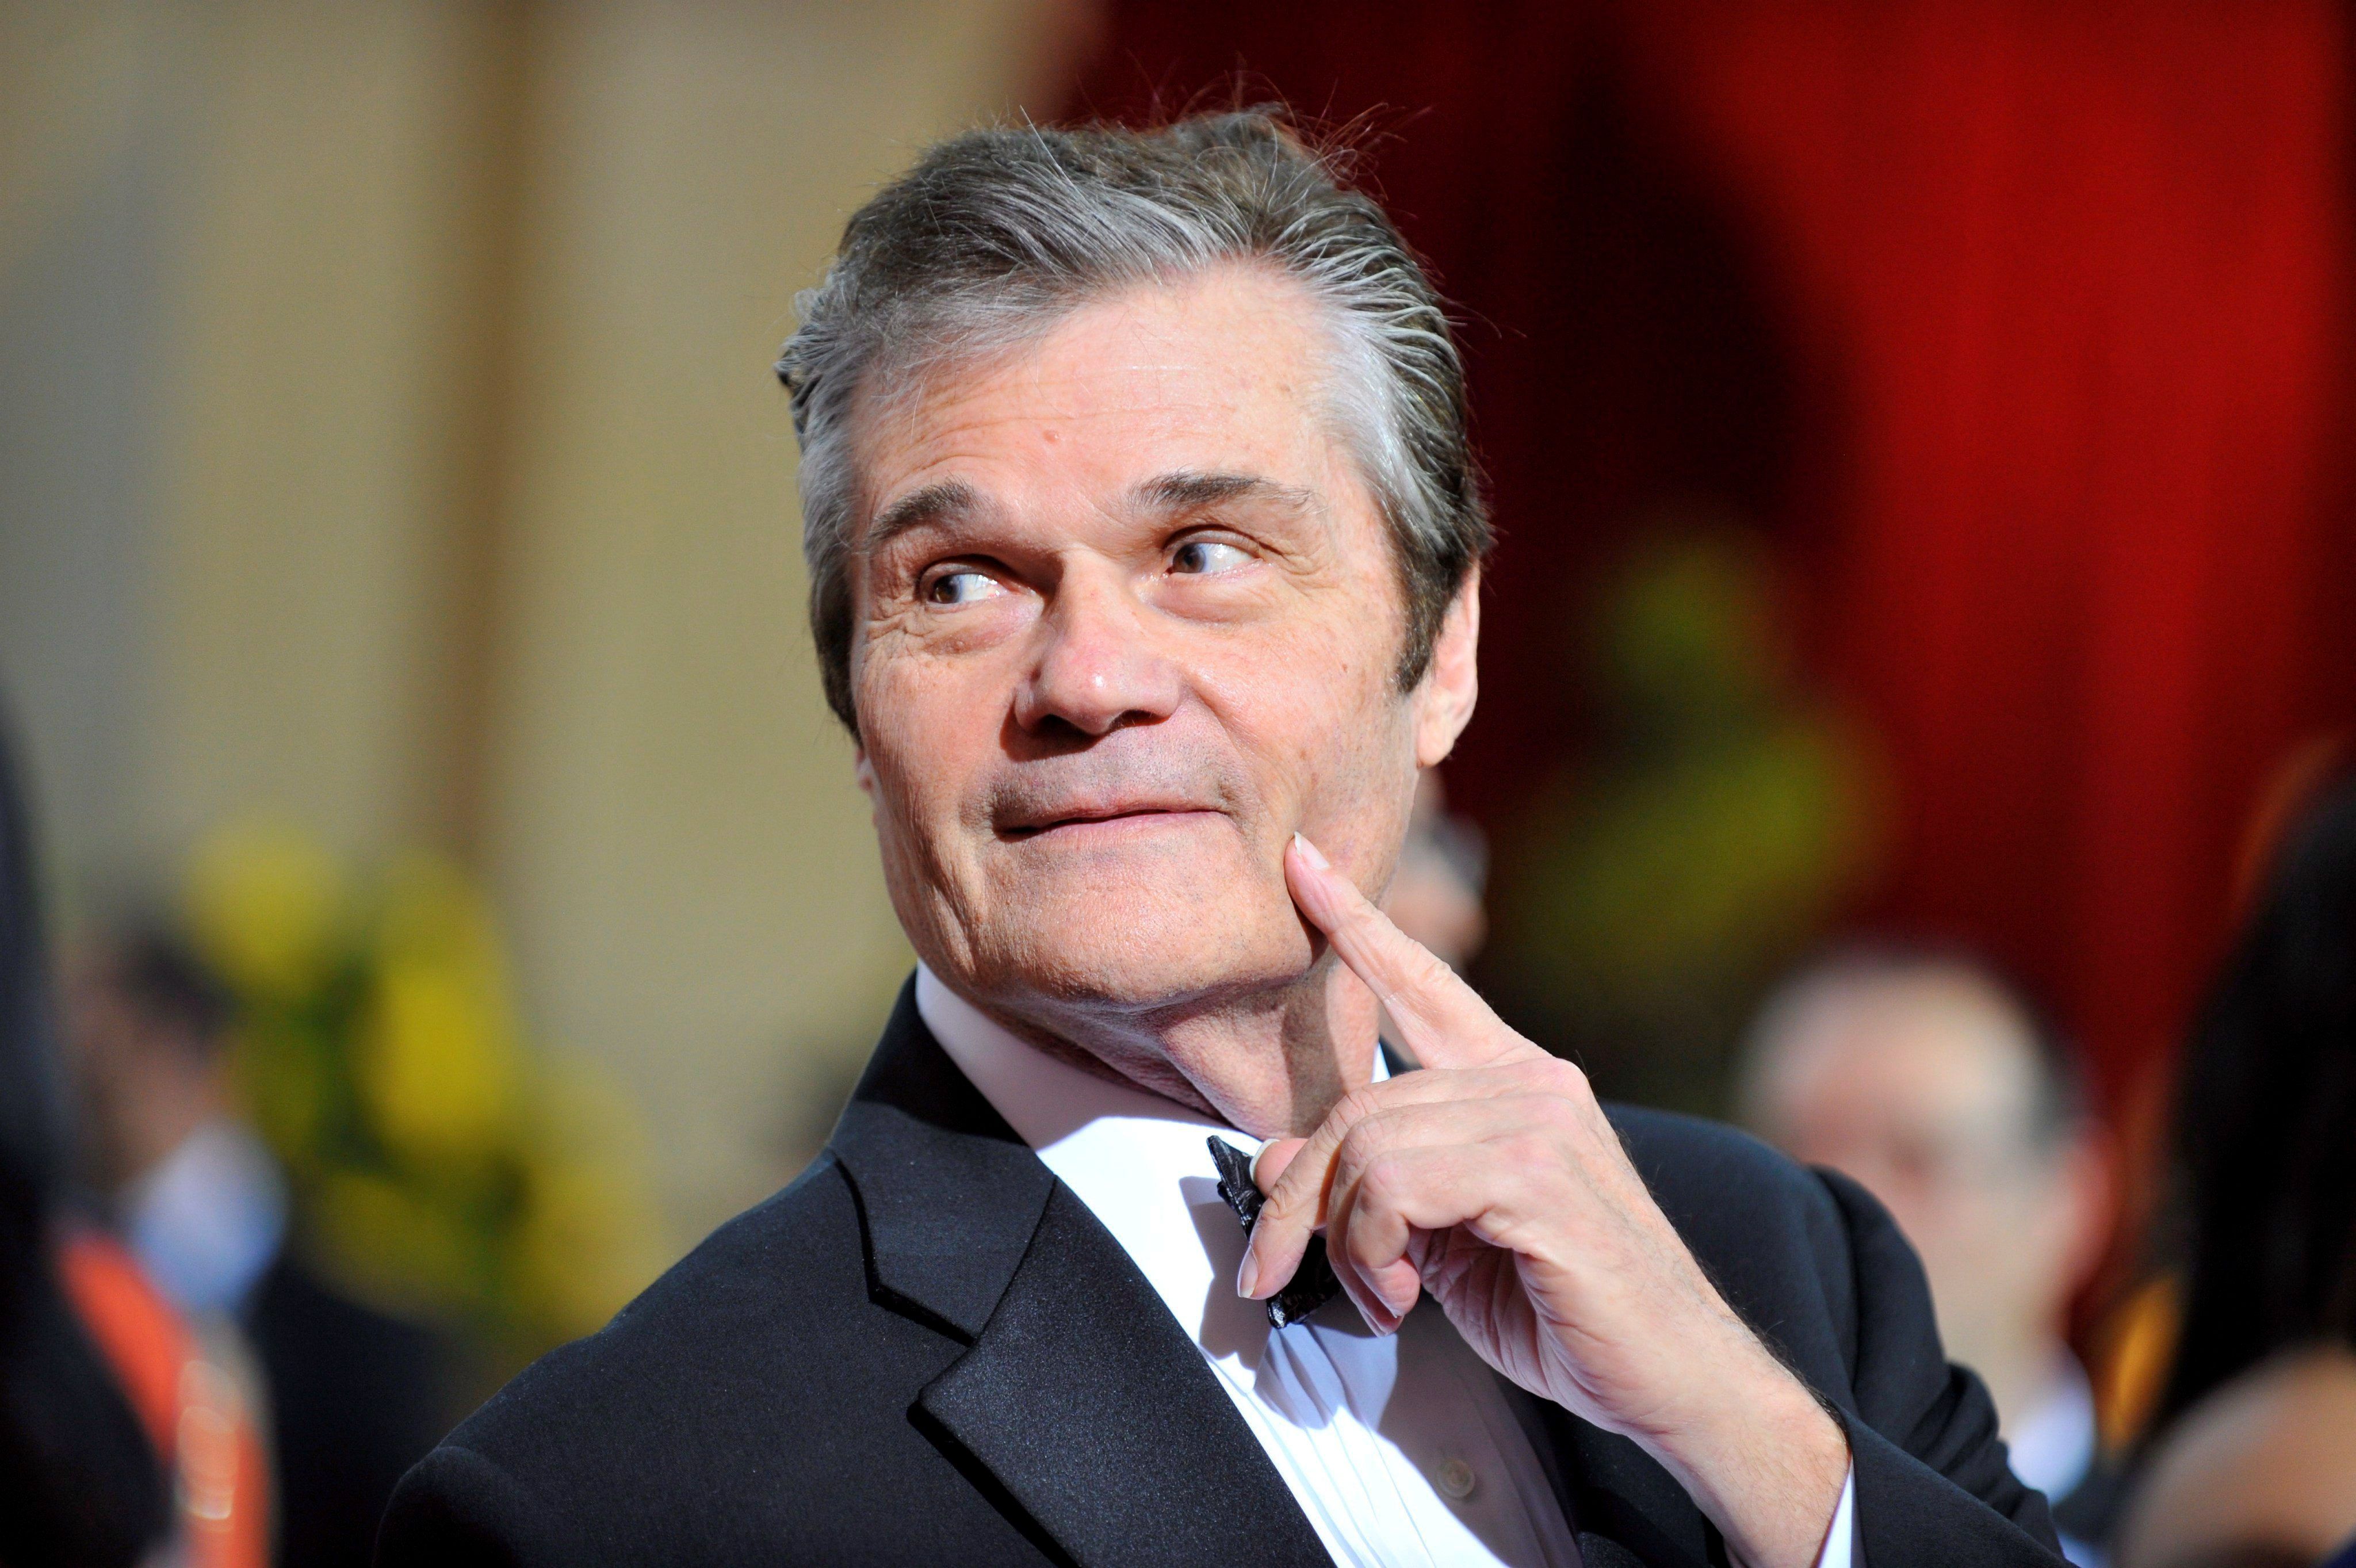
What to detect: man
<box><xmin>1738</xmin><ymin>950</ymin><xmax>2116</xmax><ymax>1562</ymax></box>
<box><xmin>67</xmin><ymin>926</ymin><xmax>449</xmax><ymax>1568</ymax></box>
<box><xmin>380</xmin><ymin>113</ymin><xmax>2059</xmax><ymax>1566</ymax></box>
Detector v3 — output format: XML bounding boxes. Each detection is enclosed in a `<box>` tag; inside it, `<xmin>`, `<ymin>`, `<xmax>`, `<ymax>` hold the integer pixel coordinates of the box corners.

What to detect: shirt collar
<box><xmin>913</xmin><ymin>962</ymin><xmax>1384</xmax><ymax>1345</ymax></box>
<box><xmin>2003</xmin><ymin>1352</ymin><xmax>2098</xmax><ymax>1500</ymax></box>
<box><xmin>124</xmin><ymin>1118</ymin><xmax>288</xmax><ymax>1316</ymax></box>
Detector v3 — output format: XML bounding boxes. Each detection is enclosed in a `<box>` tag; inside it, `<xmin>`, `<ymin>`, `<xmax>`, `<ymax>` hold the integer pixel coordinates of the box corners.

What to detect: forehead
<box><xmin>1765</xmin><ymin>978</ymin><xmax>2041</xmax><ymax>1131</ymax></box>
<box><xmin>847</xmin><ymin>265</ymin><xmax>1364</xmax><ymax>531</ymax></box>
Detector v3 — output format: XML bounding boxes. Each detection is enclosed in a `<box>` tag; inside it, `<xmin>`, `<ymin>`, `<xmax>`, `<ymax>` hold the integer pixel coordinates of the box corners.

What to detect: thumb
<box><xmin>1252</xmin><ymin>1137</ymin><xmax>1308</xmax><ymax>1198</ymax></box>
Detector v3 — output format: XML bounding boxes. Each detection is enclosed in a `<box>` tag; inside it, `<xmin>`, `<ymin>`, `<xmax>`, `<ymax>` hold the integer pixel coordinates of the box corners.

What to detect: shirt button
<box><xmin>1435</xmin><ymin>1458</ymin><xmax>1478</xmax><ymax>1501</ymax></box>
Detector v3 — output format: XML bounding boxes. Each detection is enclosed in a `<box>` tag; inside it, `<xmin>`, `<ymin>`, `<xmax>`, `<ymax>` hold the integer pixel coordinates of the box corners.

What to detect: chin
<box><xmin>971</xmin><ymin>852</ymin><xmax>1311</xmax><ymax>1014</ymax></box>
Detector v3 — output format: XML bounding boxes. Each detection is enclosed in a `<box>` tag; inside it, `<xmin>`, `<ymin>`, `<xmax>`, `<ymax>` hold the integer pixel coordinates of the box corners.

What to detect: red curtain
<box><xmin>1071</xmin><ymin>1</ymin><xmax>2356</xmax><ymax>1108</ymax></box>
<box><xmin>1627</xmin><ymin>1</ymin><xmax>2356</xmax><ymax>1111</ymax></box>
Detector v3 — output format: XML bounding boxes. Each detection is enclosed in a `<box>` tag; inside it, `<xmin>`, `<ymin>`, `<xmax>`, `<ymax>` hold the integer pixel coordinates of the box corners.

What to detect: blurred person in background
<box><xmin>68</xmin><ymin>930</ymin><xmax>283</xmax><ymax>1330</ymax></box>
<box><xmin>0</xmin><ymin>706</ymin><xmax>265</xmax><ymax>1567</ymax></box>
<box><xmin>1377</xmin><ymin>771</ymin><xmax>1488</xmax><ymax>1060</ymax></box>
<box><xmin>2114</xmin><ymin>772</ymin><xmax>2356</xmax><ymax>1568</ymax></box>
<box><xmin>1738</xmin><ymin>949</ymin><xmax>2118</xmax><ymax>1563</ymax></box>
<box><xmin>65</xmin><ymin>918</ymin><xmax>452</xmax><ymax>1568</ymax></box>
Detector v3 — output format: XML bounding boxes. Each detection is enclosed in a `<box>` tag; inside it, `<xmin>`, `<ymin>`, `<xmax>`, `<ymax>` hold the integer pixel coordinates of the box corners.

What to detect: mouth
<box><xmin>999</xmin><ymin>804</ymin><xmax>1226</xmax><ymax>842</ymax></box>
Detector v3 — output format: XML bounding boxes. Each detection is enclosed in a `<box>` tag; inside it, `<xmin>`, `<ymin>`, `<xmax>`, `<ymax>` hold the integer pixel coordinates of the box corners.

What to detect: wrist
<box><xmin>1638</xmin><ymin>1345</ymin><xmax>1850</xmax><ymax>1568</ymax></box>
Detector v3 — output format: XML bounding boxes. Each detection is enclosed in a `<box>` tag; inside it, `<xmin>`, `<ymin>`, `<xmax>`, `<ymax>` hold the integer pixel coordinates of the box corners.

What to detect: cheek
<box><xmin>1193</xmin><ymin>622</ymin><xmax>1415</xmax><ymax>823</ymax></box>
<box><xmin>1220</xmin><ymin>573</ymin><xmax>1397</xmax><ymax>707</ymax></box>
<box><xmin>856</xmin><ymin>661</ymin><xmax>978</xmax><ymax>835</ymax></box>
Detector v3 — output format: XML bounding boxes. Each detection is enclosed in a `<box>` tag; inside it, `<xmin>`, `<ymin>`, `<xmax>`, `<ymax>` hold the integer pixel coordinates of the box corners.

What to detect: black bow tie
<box><xmin>1208</xmin><ymin>1138</ymin><xmax>1344</xmax><ymax>1328</ymax></box>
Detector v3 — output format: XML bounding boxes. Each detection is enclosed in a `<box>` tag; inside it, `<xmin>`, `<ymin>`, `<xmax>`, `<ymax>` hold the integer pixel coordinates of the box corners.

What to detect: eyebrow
<box><xmin>1137</xmin><ymin>471</ymin><xmax>1316</xmax><ymax>515</ymax></box>
<box><xmin>862</xmin><ymin>479</ymin><xmax>982</xmax><ymax>554</ymax></box>
<box><xmin>860</xmin><ymin>470</ymin><xmax>1312</xmax><ymax>555</ymax></box>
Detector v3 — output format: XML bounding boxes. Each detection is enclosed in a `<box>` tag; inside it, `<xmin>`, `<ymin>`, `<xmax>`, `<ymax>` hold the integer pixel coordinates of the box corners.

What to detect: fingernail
<box><xmin>1236</xmin><ymin>1246</ymin><xmax>1261</xmax><ymax>1299</ymax></box>
<box><xmin>1292</xmin><ymin>831</ymin><xmax>1330</xmax><ymax>871</ymax></box>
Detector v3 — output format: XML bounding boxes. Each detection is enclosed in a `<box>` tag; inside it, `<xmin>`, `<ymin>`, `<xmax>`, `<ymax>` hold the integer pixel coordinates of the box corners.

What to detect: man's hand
<box><xmin>1241</xmin><ymin>832</ymin><xmax>1850</xmax><ymax>1568</ymax></box>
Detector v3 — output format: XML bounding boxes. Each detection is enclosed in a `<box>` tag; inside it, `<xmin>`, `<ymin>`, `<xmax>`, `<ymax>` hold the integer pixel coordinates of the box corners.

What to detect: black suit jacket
<box><xmin>380</xmin><ymin>980</ymin><xmax>2063</xmax><ymax>1566</ymax></box>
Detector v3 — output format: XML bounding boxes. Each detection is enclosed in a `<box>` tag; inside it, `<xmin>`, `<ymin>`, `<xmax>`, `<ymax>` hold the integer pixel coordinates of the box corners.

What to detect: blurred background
<box><xmin>5</xmin><ymin>2</ymin><xmax>2355</xmax><ymax>1565</ymax></box>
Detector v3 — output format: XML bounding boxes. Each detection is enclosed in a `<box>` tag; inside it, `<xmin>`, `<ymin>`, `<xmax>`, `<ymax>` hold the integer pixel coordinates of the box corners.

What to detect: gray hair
<box><xmin>775</xmin><ymin>109</ymin><xmax>1489</xmax><ymax>732</ymax></box>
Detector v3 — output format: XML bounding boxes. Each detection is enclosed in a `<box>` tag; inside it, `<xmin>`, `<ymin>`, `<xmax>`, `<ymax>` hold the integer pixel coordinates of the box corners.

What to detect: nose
<box><xmin>1012</xmin><ymin>566</ymin><xmax>1183</xmax><ymax>737</ymax></box>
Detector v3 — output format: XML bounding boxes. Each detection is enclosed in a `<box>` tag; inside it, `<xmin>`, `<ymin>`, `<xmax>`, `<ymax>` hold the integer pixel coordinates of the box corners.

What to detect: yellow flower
<box><xmin>509</xmin><ymin>1066</ymin><xmax>668</xmax><ymax>1339</ymax></box>
<box><xmin>182</xmin><ymin>820</ymin><xmax>346</xmax><ymax>1002</ymax></box>
<box><xmin>356</xmin><ymin>853</ymin><xmax>524</xmax><ymax>1163</ymax></box>
<box><xmin>359</xmin><ymin>960</ymin><xmax>519</xmax><ymax>1161</ymax></box>
<box><xmin>511</xmin><ymin>1153</ymin><xmax>666</xmax><ymax>1341</ymax></box>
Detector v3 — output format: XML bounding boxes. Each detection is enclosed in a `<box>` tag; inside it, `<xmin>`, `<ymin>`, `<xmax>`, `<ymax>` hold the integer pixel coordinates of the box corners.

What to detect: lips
<box><xmin>998</xmin><ymin>801</ymin><xmax>1220</xmax><ymax>838</ymax></box>
<box><xmin>984</xmin><ymin>751</ymin><xmax>1238</xmax><ymax>844</ymax></box>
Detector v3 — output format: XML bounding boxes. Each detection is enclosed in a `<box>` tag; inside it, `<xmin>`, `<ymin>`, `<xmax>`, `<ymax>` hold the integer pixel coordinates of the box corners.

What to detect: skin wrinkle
<box><xmin>846</xmin><ymin>266</ymin><xmax>1463</xmax><ymax>1136</ymax></box>
<box><xmin>829</xmin><ymin>258</ymin><xmax>1448</xmax><ymax>723</ymax></box>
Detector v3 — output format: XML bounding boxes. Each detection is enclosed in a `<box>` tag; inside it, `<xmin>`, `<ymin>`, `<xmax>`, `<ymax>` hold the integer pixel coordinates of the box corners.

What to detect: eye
<box><xmin>1170</xmin><ymin>538</ymin><xmax>1250</xmax><ymax>576</ymax></box>
<box><xmin>923</xmin><ymin>568</ymin><xmax>1007</xmax><ymax>606</ymax></box>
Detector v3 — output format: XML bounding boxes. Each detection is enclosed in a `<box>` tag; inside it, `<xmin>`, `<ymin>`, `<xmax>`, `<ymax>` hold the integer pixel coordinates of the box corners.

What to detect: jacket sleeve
<box><xmin>1814</xmin><ymin>1165</ymin><xmax>2066</xmax><ymax>1567</ymax></box>
<box><xmin>374</xmin><ymin>1443</ymin><xmax>567</xmax><ymax>1568</ymax></box>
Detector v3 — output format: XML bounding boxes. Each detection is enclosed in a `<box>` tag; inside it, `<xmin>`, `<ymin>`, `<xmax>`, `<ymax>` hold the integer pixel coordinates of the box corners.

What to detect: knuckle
<box><xmin>1271</xmin><ymin>1178</ymin><xmax>1314</xmax><ymax>1216</ymax></box>
<box><xmin>1357</xmin><ymin>1153</ymin><xmax>1405</xmax><ymax>1205</ymax></box>
<box><xmin>1544</xmin><ymin>1054</ymin><xmax>1592</xmax><ymax>1094</ymax></box>
<box><xmin>1395</xmin><ymin>940</ymin><xmax>1445</xmax><ymax>990</ymax></box>
<box><xmin>1505</xmin><ymin>1059</ymin><xmax>1558</xmax><ymax>1093</ymax></box>
<box><xmin>1536</xmin><ymin>1055</ymin><xmax>1596</xmax><ymax>1108</ymax></box>
<box><xmin>1254</xmin><ymin>1194</ymin><xmax>1303</xmax><ymax>1236</ymax></box>
<box><xmin>1334</xmin><ymin>1119</ymin><xmax>1386</xmax><ymax>1184</ymax></box>
<box><xmin>1262</xmin><ymin>1163</ymin><xmax>1318</xmax><ymax>1220</ymax></box>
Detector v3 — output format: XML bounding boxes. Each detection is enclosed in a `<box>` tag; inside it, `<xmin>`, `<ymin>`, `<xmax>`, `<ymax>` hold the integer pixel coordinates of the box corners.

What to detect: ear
<box><xmin>853</xmin><ymin>743</ymin><xmax>878</xmax><ymax>802</ymax></box>
<box><xmin>1412</xmin><ymin>569</ymin><xmax>1480</xmax><ymax>768</ymax></box>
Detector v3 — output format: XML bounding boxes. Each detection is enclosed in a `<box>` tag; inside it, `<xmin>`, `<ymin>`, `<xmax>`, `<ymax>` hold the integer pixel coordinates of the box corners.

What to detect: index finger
<box><xmin>1286</xmin><ymin>831</ymin><xmax>1533</xmax><ymax>1070</ymax></box>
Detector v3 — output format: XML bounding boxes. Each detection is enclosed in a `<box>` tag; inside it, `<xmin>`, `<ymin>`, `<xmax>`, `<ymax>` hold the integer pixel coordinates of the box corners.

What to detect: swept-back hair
<box><xmin>775</xmin><ymin>109</ymin><xmax>1488</xmax><ymax>732</ymax></box>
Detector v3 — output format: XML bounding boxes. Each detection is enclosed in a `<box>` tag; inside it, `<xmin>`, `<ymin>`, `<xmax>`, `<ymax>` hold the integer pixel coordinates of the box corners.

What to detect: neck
<box><xmin>959</xmin><ymin>956</ymin><xmax>1382</xmax><ymax>1139</ymax></box>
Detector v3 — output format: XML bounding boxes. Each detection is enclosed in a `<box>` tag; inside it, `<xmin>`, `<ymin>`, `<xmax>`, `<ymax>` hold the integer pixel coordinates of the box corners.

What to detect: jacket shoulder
<box><xmin>379</xmin><ymin>1154</ymin><xmax>977</xmax><ymax>1565</ymax></box>
<box><xmin>1605</xmin><ymin>1101</ymin><xmax>1835</xmax><ymax>1214</ymax></box>
<box><xmin>1602</xmin><ymin>1105</ymin><xmax>1859</xmax><ymax>1382</ymax></box>
<box><xmin>1602</xmin><ymin>1106</ymin><xmax>1850</xmax><ymax>1265</ymax></box>
<box><xmin>1605</xmin><ymin>1106</ymin><xmax>2060</xmax><ymax>1559</ymax></box>
<box><xmin>465</xmin><ymin>1152</ymin><xmax>878</xmax><ymax>1431</ymax></box>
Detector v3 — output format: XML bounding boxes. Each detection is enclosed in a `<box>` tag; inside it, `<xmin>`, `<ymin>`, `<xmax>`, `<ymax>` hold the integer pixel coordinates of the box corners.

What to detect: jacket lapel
<box><xmin>830</xmin><ymin>982</ymin><xmax>1332</xmax><ymax>1568</ymax></box>
<box><xmin>829</xmin><ymin>985</ymin><xmax>1053</xmax><ymax>1342</ymax></box>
